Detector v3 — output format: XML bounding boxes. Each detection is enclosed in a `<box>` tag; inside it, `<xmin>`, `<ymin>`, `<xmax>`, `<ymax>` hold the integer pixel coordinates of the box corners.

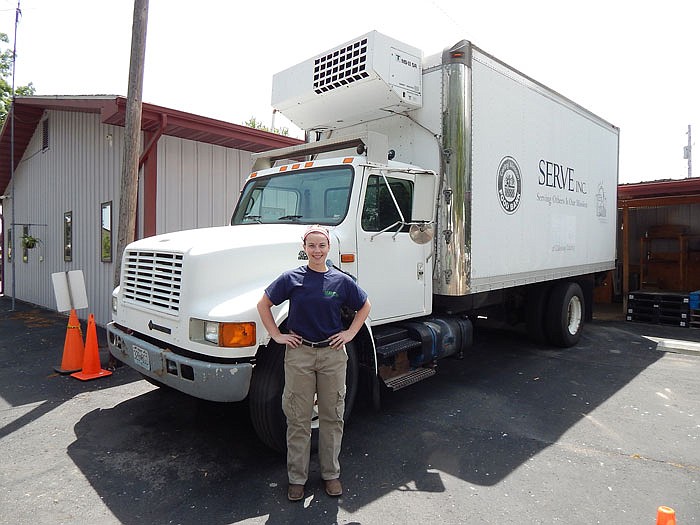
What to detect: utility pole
<box><xmin>114</xmin><ymin>0</ymin><xmax>149</xmax><ymax>288</ymax></box>
<box><xmin>9</xmin><ymin>0</ymin><xmax>21</xmax><ymax>311</ymax></box>
<box><xmin>684</xmin><ymin>125</ymin><xmax>692</xmax><ymax>178</ymax></box>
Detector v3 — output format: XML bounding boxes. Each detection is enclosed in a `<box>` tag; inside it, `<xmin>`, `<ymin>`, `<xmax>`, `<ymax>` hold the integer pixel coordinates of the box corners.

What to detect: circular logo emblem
<box><xmin>497</xmin><ymin>156</ymin><xmax>522</xmax><ymax>214</ymax></box>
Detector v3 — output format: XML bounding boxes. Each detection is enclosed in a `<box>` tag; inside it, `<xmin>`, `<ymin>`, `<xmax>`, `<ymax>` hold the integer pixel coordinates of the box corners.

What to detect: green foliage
<box><xmin>0</xmin><ymin>32</ymin><xmax>36</xmax><ymax>126</ymax></box>
<box><xmin>101</xmin><ymin>229</ymin><xmax>112</xmax><ymax>261</ymax></box>
<box><xmin>244</xmin><ymin>116</ymin><xmax>289</xmax><ymax>136</ymax></box>
<box><xmin>21</xmin><ymin>233</ymin><xmax>41</xmax><ymax>249</ymax></box>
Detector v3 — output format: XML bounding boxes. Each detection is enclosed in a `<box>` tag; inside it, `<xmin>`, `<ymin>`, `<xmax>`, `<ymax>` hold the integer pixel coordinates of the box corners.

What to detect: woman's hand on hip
<box><xmin>272</xmin><ymin>332</ymin><xmax>303</xmax><ymax>348</ymax></box>
<box><xmin>329</xmin><ymin>330</ymin><xmax>355</xmax><ymax>349</ymax></box>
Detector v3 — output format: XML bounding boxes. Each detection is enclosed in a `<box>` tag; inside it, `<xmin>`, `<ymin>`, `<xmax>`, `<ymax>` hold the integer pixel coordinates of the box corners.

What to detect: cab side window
<box><xmin>361</xmin><ymin>175</ymin><xmax>413</xmax><ymax>232</ymax></box>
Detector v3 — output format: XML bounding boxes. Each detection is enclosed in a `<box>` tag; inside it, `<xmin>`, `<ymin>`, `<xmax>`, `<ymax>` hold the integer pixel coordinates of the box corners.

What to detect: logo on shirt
<box><xmin>324</xmin><ymin>290</ymin><xmax>339</xmax><ymax>298</ymax></box>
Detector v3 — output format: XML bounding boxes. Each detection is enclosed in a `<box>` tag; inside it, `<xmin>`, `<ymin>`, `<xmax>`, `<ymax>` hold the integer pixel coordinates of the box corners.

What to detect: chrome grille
<box><xmin>123</xmin><ymin>250</ymin><xmax>183</xmax><ymax>314</ymax></box>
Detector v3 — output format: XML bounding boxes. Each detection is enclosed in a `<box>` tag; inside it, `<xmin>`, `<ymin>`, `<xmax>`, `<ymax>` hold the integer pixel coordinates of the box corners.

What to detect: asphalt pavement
<box><xmin>0</xmin><ymin>296</ymin><xmax>699</xmax><ymax>524</ymax></box>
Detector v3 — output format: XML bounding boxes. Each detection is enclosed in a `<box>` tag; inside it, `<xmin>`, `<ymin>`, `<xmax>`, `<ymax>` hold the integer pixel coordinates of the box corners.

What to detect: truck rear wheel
<box><xmin>249</xmin><ymin>341</ymin><xmax>359</xmax><ymax>454</ymax></box>
<box><xmin>545</xmin><ymin>281</ymin><xmax>584</xmax><ymax>347</ymax></box>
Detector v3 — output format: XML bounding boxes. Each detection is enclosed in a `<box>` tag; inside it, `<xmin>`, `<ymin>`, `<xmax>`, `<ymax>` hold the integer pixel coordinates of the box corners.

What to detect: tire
<box><xmin>249</xmin><ymin>341</ymin><xmax>359</xmax><ymax>454</ymax></box>
<box><xmin>545</xmin><ymin>281</ymin><xmax>585</xmax><ymax>348</ymax></box>
<box><xmin>525</xmin><ymin>284</ymin><xmax>551</xmax><ymax>344</ymax></box>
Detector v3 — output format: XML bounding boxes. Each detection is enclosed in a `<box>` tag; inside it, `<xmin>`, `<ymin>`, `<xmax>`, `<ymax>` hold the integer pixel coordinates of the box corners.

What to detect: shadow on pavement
<box><xmin>65</xmin><ymin>314</ymin><xmax>699</xmax><ymax>523</ymax></box>
<box><xmin>0</xmin><ymin>297</ymin><xmax>142</xmax><ymax>440</ymax></box>
<box><xmin>3</xmin><ymin>295</ymin><xmax>699</xmax><ymax>523</ymax></box>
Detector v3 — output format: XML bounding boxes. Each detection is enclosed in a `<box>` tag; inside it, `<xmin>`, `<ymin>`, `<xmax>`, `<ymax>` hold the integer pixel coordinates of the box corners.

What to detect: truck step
<box><xmin>375</xmin><ymin>338</ymin><xmax>422</xmax><ymax>359</ymax></box>
<box><xmin>372</xmin><ymin>326</ymin><xmax>412</xmax><ymax>346</ymax></box>
<box><xmin>384</xmin><ymin>367</ymin><xmax>436</xmax><ymax>391</ymax></box>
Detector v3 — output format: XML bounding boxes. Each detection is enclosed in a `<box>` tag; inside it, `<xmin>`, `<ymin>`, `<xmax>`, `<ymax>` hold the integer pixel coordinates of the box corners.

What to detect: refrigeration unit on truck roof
<box><xmin>272</xmin><ymin>31</ymin><xmax>423</xmax><ymax>130</ymax></box>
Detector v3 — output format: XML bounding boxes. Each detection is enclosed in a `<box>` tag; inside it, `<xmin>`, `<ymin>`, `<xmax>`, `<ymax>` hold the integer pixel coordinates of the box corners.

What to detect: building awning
<box><xmin>618</xmin><ymin>178</ymin><xmax>700</xmax><ymax>208</ymax></box>
<box><xmin>0</xmin><ymin>95</ymin><xmax>303</xmax><ymax>195</ymax></box>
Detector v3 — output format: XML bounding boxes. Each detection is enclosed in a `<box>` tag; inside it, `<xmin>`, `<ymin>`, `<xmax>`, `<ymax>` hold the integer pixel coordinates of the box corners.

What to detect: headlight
<box><xmin>204</xmin><ymin>321</ymin><xmax>219</xmax><ymax>344</ymax></box>
<box><xmin>196</xmin><ymin>320</ymin><xmax>256</xmax><ymax>348</ymax></box>
<box><xmin>112</xmin><ymin>295</ymin><xmax>118</xmax><ymax>313</ymax></box>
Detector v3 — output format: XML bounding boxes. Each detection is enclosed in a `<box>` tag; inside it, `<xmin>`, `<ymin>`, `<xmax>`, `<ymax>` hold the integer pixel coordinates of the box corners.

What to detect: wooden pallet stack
<box><xmin>626</xmin><ymin>291</ymin><xmax>690</xmax><ymax>328</ymax></box>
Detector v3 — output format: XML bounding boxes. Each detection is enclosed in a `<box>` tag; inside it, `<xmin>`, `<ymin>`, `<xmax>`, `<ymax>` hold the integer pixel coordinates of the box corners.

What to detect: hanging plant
<box><xmin>21</xmin><ymin>233</ymin><xmax>42</xmax><ymax>249</ymax></box>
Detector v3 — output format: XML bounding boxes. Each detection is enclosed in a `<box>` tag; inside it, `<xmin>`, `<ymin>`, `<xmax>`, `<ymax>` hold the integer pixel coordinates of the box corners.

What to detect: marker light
<box><xmin>220</xmin><ymin>322</ymin><xmax>256</xmax><ymax>348</ymax></box>
<box><xmin>204</xmin><ymin>321</ymin><xmax>256</xmax><ymax>347</ymax></box>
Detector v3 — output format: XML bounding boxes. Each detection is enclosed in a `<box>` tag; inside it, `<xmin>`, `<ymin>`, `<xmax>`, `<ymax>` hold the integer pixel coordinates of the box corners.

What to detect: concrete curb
<box><xmin>648</xmin><ymin>337</ymin><xmax>700</xmax><ymax>357</ymax></box>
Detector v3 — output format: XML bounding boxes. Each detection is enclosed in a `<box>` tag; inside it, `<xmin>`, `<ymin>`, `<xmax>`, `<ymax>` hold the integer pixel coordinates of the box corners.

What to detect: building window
<box><xmin>22</xmin><ymin>225</ymin><xmax>28</xmax><ymax>262</ymax></box>
<box><xmin>42</xmin><ymin>118</ymin><xmax>49</xmax><ymax>151</ymax></box>
<box><xmin>6</xmin><ymin>228</ymin><xmax>11</xmax><ymax>262</ymax></box>
<box><xmin>101</xmin><ymin>201</ymin><xmax>112</xmax><ymax>262</ymax></box>
<box><xmin>64</xmin><ymin>211</ymin><xmax>72</xmax><ymax>262</ymax></box>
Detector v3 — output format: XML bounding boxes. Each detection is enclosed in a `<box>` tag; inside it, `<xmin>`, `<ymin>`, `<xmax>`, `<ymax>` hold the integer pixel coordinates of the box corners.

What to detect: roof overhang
<box><xmin>618</xmin><ymin>178</ymin><xmax>700</xmax><ymax>209</ymax></box>
<box><xmin>0</xmin><ymin>95</ymin><xmax>303</xmax><ymax>195</ymax></box>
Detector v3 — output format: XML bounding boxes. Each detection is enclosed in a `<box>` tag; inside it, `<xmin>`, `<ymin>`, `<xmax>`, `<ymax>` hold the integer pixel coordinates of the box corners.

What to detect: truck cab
<box><xmin>109</xmin><ymin>133</ymin><xmax>438</xmax><ymax>384</ymax></box>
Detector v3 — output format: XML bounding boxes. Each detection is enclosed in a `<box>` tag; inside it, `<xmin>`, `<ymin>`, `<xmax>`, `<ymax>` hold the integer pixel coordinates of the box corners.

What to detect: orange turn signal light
<box><xmin>220</xmin><ymin>322</ymin><xmax>256</xmax><ymax>348</ymax></box>
<box><xmin>340</xmin><ymin>253</ymin><xmax>355</xmax><ymax>263</ymax></box>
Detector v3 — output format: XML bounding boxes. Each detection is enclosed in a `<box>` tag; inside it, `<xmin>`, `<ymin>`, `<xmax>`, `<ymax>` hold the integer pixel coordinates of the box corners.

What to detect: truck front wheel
<box><xmin>249</xmin><ymin>342</ymin><xmax>359</xmax><ymax>454</ymax></box>
<box><xmin>545</xmin><ymin>281</ymin><xmax>584</xmax><ymax>348</ymax></box>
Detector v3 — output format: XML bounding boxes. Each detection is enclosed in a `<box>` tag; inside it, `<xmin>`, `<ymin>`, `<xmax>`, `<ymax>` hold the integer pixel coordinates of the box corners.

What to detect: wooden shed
<box><xmin>616</xmin><ymin>178</ymin><xmax>700</xmax><ymax>325</ymax></box>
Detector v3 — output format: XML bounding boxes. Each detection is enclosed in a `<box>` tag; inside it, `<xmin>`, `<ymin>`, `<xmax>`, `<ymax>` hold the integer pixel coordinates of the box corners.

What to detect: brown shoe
<box><xmin>324</xmin><ymin>478</ymin><xmax>342</xmax><ymax>497</ymax></box>
<box><xmin>288</xmin><ymin>484</ymin><xmax>304</xmax><ymax>502</ymax></box>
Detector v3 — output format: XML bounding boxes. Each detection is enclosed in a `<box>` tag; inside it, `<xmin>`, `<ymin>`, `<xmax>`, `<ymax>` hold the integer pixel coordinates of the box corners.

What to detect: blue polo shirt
<box><xmin>265</xmin><ymin>266</ymin><xmax>368</xmax><ymax>342</ymax></box>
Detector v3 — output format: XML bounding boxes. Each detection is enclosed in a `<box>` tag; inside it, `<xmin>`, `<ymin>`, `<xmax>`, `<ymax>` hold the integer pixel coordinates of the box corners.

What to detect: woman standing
<box><xmin>257</xmin><ymin>225</ymin><xmax>371</xmax><ymax>502</ymax></box>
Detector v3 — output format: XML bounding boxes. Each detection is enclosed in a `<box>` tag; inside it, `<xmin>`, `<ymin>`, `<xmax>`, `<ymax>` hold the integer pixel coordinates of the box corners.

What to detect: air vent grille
<box><xmin>123</xmin><ymin>250</ymin><xmax>183</xmax><ymax>314</ymax></box>
<box><xmin>313</xmin><ymin>37</ymin><xmax>370</xmax><ymax>94</ymax></box>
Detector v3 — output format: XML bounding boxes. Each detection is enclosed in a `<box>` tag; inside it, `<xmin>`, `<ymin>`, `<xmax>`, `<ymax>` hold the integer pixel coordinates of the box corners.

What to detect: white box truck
<box><xmin>108</xmin><ymin>31</ymin><xmax>619</xmax><ymax>452</ymax></box>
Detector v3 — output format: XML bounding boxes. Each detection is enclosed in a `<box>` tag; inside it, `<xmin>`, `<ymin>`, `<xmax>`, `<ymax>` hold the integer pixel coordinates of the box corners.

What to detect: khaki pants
<box><xmin>283</xmin><ymin>343</ymin><xmax>347</xmax><ymax>485</ymax></box>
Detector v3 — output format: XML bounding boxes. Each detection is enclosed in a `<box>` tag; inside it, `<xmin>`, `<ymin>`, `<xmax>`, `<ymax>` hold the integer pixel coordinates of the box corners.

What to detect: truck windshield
<box><xmin>231</xmin><ymin>166</ymin><xmax>354</xmax><ymax>226</ymax></box>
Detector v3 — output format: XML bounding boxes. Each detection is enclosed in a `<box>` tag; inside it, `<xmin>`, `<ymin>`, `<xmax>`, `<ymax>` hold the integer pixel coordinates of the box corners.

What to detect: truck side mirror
<box><xmin>412</xmin><ymin>172</ymin><xmax>438</xmax><ymax>222</ymax></box>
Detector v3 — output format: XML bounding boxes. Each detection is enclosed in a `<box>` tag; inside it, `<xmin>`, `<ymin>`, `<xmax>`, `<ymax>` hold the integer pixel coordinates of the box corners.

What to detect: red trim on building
<box><xmin>618</xmin><ymin>178</ymin><xmax>700</xmax><ymax>203</ymax></box>
<box><xmin>0</xmin><ymin>95</ymin><xmax>303</xmax><ymax>196</ymax></box>
<box><xmin>142</xmin><ymin>132</ymin><xmax>158</xmax><ymax>238</ymax></box>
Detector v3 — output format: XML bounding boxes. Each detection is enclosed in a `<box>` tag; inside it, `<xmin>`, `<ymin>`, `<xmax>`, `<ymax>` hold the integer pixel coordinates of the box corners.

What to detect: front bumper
<box><xmin>107</xmin><ymin>322</ymin><xmax>253</xmax><ymax>402</ymax></box>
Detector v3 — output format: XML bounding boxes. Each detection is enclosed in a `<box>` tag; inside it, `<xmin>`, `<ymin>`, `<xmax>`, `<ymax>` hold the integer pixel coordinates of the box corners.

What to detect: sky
<box><xmin>0</xmin><ymin>0</ymin><xmax>698</xmax><ymax>184</ymax></box>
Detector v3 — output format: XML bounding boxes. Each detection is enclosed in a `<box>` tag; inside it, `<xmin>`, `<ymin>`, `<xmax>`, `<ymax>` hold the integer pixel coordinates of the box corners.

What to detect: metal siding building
<box><xmin>156</xmin><ymin>135</ymin><xmax>249</xmax><ymax>235</ymax></box>
<box><xmin>0</xmin><ymin>96</ymin><xmax>301</xmax><ymax>326</ymax></box>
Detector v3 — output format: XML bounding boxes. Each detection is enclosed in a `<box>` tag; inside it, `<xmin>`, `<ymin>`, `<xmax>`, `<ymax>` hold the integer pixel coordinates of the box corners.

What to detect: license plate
<box><xmin>133</xmin><ymin>345</ymin><xmax>150</xmax><ymax>371</ymax></box>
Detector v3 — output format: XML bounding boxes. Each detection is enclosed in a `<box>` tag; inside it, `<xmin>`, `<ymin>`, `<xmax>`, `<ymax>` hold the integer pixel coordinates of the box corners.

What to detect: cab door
<box><xmin>355</xmin><ymin>169</ymin><xmax>430</xmax><ymax>322</ymax></box>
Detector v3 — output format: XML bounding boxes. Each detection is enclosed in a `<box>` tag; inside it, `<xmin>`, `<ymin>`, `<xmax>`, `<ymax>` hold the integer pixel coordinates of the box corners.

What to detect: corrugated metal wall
<box><xmin>3</xmin><ymin>110</ymin><xmax>253</xmax><ymax>326</ymax></box>
<box><xmin>3</xmin><ymin>110</ymin><xmax>124</xmax><ymax>326</ymax></box>
<box><xmin>157</xmin><ymin>135</ymin><xmax>251</xmax><ymax>233</ymax></box>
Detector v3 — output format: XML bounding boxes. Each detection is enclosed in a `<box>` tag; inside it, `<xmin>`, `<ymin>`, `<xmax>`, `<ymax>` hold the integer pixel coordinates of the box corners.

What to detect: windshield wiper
<box><xmin>278</xmin><ymin>215</ymin><xmax>303</xmax><ymax>221</ymax></box>
<box><xmin>242</xmin><ymin>215</ymin><xmax>262</xmax><ymax>223</ymax></box>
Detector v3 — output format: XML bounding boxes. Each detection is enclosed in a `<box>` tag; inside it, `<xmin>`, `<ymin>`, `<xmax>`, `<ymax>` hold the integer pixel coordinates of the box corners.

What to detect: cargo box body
<box><xmin>273</xmin><ymin>31</ymin><xmax>619</xmax><ymax>298</ymax></box>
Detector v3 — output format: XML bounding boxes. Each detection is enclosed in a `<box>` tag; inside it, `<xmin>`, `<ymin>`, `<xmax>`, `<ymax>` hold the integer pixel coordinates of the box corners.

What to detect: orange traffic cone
<box><xmin>656</xmin><ymin>506</ymin><xmax>676</xmax><ymax>525</ymax></box>
<box><xmin>71</xmin><ymin>314</ymin><xmax>112</xmax><ymax>381</ymax></box>
<box><xmin>54</xmin><ymin>309</ymin><xmax>84</xmax><ymax>374</ymax></box>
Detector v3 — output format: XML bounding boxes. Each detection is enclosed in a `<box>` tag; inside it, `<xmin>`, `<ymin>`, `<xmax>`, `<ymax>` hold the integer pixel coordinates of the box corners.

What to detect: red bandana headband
<box><xmin>303</xmin><ymin>225</ymin><xmax>330</xmax><ymax>243</ymax></box>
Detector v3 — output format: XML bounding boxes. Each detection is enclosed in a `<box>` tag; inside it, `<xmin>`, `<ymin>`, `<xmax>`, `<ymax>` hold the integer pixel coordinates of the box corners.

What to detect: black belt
<box><xmin>302</xmin><ymin>339</ymin><xmax>332</xmax><ymax>348</ymax></box>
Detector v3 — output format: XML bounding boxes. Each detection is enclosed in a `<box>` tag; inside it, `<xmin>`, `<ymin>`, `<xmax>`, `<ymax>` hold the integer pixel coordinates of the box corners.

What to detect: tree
<box><xmin>244</xmin><ymin>116</ymin><xmax>289</xmax><ymax>136</ymax></box>
<box><xmin>0</xmin><ymin>32</ymin><xmax>36</xmax><ymax>126</ymax></box>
